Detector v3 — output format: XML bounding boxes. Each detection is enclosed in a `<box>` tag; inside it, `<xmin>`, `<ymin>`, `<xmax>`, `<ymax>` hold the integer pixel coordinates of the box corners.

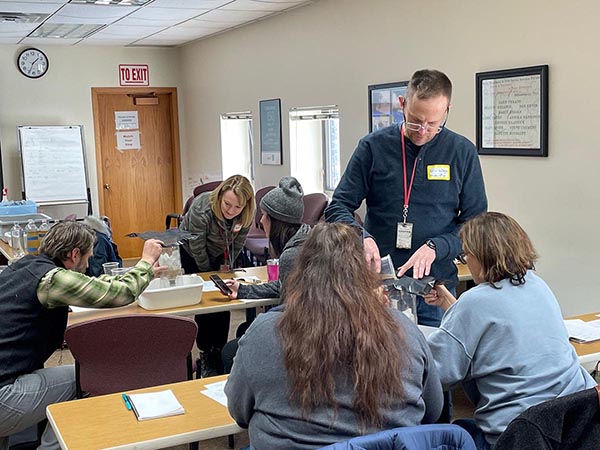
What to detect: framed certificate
<box><xmin>476</xmin><ymin>65</ymin><xmax>549</xmax><ymax>157</ymax></box>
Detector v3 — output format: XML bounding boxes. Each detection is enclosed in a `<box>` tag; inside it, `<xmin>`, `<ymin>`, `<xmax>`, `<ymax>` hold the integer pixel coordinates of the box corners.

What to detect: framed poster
<box><xmin>476</xmin><ymin>65</ymin><xmax>548</xmax><ymax>156</ymax></box>
<box><xmin>259</xmin><ymin>98</ymin><xmax>282</xmax><ymax>165</ymax></box>
<box><xmin>368</xmin><ymin>81</ymin><xmax>408</xmax><ymax>132</ymax></box>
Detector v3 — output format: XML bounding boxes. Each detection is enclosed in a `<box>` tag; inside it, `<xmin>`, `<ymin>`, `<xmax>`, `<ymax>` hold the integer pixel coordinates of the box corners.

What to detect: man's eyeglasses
<box><xmin>403</xmin><ymin>107</ymin><xmax>449</xmax><ymax>134</ymax></box>
<box><xmin>456</xmin><ymin>253</ymin><xmax>467</xmax><ymax>265</ymax></box>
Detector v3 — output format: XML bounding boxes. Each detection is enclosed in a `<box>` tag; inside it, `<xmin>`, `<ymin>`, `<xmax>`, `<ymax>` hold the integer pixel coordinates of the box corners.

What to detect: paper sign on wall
<box><xmin>116</xmin><ymin>130</ymin><xmax>141</xmax><ymax>150</ymax></box>
<box><xmin>115</xmin><ymin>111</ymin><xmax>139</xmax><ymax>130</ymax></box>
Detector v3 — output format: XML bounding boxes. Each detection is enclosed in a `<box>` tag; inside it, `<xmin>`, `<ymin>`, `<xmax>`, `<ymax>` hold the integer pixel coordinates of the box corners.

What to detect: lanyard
<box><xmin>401</xmin><ymin>125</ymin><xmax>419</xmax><ymax>223</ymax></box>
<box><xmin>218</xmin><ymin>223</ymin><xmax>240</xmax><ymax>265</ymax></box>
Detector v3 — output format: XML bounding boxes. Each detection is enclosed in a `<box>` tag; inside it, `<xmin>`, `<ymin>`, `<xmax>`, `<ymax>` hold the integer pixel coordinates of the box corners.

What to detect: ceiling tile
<box><xmin>196</xmin><ymin>8</ymin><xmax>267</xmax><ymax>23</ymax></box>
<box><xmin>0</xmin><ymin>2</ymin><xmax>64</xmax><ymax>13</ymax></box>
<box><xmin>128</xmin><ymin>6</ymin><xmax>208</xmax><ymax>22</ymax></box>
<box><xmin>21</xmin><ymin>36</ymin><xmax>80</xmax><ymax>45</ymax></box>
<box><xmin>91</xmin><ymin>23</ymin><xmax>157</xmax><ymax>37</ymax></box>
<box><xmin>0</xmin><ymin>21</ymin><xmax>37</xmax><ymax>33</ymax></box>
<box><xmin>46</xmin><ymin>4</ymin><xmax>138</xmax><ymax>24</ymax></box>
<box><xmin>147</xmin><ymin>0</ymin><xmax>230</xmax><ymax>8</ymax></box>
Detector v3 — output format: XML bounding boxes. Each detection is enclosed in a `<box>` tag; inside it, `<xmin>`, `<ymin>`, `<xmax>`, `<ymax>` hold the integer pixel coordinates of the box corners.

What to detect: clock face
<box><xmin>18</xmin><ymin>48</ymin><xmax>49</xmax><ymax>79</ymax></box>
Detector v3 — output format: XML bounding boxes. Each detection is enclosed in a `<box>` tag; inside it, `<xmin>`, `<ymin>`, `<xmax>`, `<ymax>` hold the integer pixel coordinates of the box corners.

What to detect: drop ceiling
<box><xmin>0</xmin><ymin>0</ymin><xmax>314</xmax><ymax>47</ymax></box>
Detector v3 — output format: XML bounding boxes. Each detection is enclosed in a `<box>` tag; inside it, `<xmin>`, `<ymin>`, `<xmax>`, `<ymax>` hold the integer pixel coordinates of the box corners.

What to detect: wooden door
<box><xmin>92</xmin><ymin>88</ymin><xmax>182</xmax><ymax>258</ymax></box>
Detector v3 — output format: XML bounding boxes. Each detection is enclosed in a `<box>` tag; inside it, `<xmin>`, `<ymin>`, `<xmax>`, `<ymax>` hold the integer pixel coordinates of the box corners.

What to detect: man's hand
<box><xmin>423</xmin><ymin>284</ymin><xmax>456</xmax><ymax>311</ymax></box>
<box><xmin>141</xmin><ymin>239</ymin><xmax>164</xmax><ymax>266</ymax></box>
<box><xmin>364</xmin><ymin>237</ymin><xmax>381</xmax><ymax>273</ymax></box>
<box><xmin>225</xmin><ymin>280</ymin><xmax>239</xmax><ymax>300</ymax></box>
<box><xmin>397</xmin><ymin>244</ymin><xmax>436</xmax><ymax>279</ymax></box>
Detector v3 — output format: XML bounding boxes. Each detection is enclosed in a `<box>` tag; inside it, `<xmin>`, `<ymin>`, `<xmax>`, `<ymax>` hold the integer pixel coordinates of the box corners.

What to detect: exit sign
<box><xmin>119</xmin><ymin>64</ymin><xmax>149</xmax><ymax>86</ymax></box>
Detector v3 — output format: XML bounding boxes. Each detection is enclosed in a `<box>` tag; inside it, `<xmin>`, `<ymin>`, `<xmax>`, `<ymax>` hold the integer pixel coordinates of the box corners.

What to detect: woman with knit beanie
<box><xmin>222</xmin><ymin>176</ymin><xmax>312</xmax><ymax>372</ymax></box>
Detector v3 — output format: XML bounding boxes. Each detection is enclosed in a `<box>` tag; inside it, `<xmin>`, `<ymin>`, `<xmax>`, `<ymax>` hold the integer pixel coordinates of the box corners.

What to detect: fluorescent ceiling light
<box><xmin>0</xmin><ymin>13</ymin><xmax>49</xmax><ymax>23</ymax></box>
<box><xmin>30</xmin><ymin>23</ymin><xmax>105</xmax><ymax>39</ymax></box>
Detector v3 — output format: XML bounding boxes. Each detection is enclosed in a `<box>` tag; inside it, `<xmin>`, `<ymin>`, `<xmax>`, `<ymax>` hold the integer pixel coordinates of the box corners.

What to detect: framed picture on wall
<box><xmin>368</xmin><ymin>81</ymin><xmax>408</xmax><ymax>132</ymax></box>
<box><xmin>476</xmin><ymin>65</ymin><xmax>548</xmax><ymax>157</ymax></box>
<box><xmin>259</xmin><ymin>98</ymin><xmax>283</xmax><ymax>165</ymax></box>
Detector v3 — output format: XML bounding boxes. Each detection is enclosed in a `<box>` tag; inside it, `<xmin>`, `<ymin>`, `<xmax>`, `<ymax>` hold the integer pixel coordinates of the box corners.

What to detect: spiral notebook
<box><xmin>127</xmin><ymin>389</ymin><xmax>185</xmax><ymax>421</ymax></box>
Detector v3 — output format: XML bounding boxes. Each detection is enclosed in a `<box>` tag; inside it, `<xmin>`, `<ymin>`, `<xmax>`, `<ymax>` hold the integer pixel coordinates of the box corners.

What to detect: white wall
<box><xmin>178</xmin><ymin>0</ymin><xmax>600</xmax><ymax>315</ymax></box>
<box><xmin>0</xmin><ymin>45</ymin><xmax>181</xmax><ymax>218</ymax></box>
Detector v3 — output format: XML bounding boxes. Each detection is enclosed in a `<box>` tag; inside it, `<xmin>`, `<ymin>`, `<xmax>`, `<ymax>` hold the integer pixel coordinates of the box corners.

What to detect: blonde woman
<box><xmin>426</xmin><ymin>212</ymin><xmax>595</xmax><ymax>449</ymax></box>
<box><xmin>180</xmin><ymin>175</ymin><xmax>255</xmax><ymax>377</ymax></box>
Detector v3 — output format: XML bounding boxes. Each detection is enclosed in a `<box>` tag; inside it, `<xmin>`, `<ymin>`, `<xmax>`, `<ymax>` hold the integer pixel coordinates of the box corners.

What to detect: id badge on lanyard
<box><xmin>396</xmin><ymin>125</ymin><xmax>416</xmax><ymax>250</ymax></box>
<box><xmin>396</xmin><ymin>221</ymin><xmax>413</xmax><ymax>249</ymax></box>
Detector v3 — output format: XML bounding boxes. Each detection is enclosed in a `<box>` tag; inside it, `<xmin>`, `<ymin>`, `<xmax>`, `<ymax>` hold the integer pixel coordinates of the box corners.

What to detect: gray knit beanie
<box><xmin>260</xmin><ymin>177</ymin><xmax>304</xmax><ymax>224</ymax></box>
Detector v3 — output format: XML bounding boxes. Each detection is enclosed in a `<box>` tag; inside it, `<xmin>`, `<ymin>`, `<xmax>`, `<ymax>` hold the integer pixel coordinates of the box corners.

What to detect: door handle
<box><xmin>104</xmin><ymin>184</ymin><xmax>111</xmax><ymax>190</ymax></box>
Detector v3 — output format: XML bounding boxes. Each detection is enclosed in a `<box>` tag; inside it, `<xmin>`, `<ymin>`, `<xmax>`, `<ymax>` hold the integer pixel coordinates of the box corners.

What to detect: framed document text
<box><xmin>259</xmin><ymin>98</ymin><xmax>282</xmax><ymax>165</ymax></box>
<box><xmin>476</xmin><ymin>65</ymin><xmax>548</xmax><ymax>156</ymax></box>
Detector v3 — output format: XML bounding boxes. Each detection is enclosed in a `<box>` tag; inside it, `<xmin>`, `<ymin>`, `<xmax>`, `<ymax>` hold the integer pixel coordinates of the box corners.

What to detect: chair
<box><xmin>318</xmin><ymin>424</ymin><xmax>477</xmax><ymax>450</ymax></box>
<box><xmin>301</xmin><ymin>192</ymin><xmax>329</xmax><ymax>226</ymax></box>
<box><xmin>65</xmin><ymin>314</ymin><xmax>199</xmax><ymax>450</ymax></box>
<box><xmin>244</xmin><ymin>185</ymin><xmax>275</xmax><ymax>266</ymax></box>
<box><xmin>165</xmin><ymin>180</ymin><xmax>222</xmax><ymax>229</ymax></box>
<box><xmin>494</xmin><ymin>385</ymin><xmax>600</xmax><ymax>450</ymax></box>
<box><xmin>64</xmin><ymin>314</ymin><xmax>198</xmax><ymax>397</ymax></box>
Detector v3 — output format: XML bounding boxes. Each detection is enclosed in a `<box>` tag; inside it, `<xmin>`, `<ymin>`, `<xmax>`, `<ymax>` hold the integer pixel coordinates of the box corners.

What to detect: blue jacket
<box><xmin>325</xmin><ymin>125</ymin><xmax>487</xmax><ymax>290</ymax></box>
<box><xmin>318</xmin><ymin>424</ymin><xmax>477</xmax><ymax>450</ymax></box>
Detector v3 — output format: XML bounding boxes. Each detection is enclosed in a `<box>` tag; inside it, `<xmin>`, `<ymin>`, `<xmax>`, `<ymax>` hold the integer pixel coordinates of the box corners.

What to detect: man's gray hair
<box><xmin>406</xmin><ymin>69</ymin><xmax>452</xmax><ymax>102</ymax></box>
<box><xmin>39</xmin><ymin>221</ymin><xmax>96</xmax><ymax>262</ymax></box>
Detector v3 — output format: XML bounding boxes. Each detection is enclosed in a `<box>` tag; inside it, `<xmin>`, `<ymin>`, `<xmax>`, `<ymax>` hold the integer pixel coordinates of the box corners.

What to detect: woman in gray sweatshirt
<box><xmin>225</xmin><ymin>223</ymin><xmax>443</xmax><ymax>450</ymax></box>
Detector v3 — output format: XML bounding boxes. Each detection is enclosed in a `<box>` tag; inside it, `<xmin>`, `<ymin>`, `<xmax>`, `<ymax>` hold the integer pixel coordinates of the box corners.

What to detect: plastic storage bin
<box><xmin>0</xmin><ymin>201</ymin><xmax>37</xmax><ymax>216</ymax></box>
<box><xmin>137</xmin><ymin>274</ymin><xmax>204</xmax><ymax>310</ymax></box>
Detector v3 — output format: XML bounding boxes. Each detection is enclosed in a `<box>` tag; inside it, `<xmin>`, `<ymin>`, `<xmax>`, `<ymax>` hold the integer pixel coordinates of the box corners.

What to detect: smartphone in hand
<box><xmin>210</xmin><ymin>274</ymin><xmax>233</xmax><ymax>296</ymax></box>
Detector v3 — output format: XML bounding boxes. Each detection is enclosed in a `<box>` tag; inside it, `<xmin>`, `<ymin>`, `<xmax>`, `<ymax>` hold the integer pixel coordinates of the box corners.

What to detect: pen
<box><xmin>122</xmin><ymin>393</ymin><xmax>132</xmax><ymax>411</ymax></box>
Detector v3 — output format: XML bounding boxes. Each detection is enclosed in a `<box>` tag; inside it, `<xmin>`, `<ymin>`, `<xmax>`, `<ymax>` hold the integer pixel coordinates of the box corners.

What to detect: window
<box><xmin>289</xmin><ymin>106</ymin><xmax>340</xmax><ymax>193</ymax></box>
<box><xmin>220</xmin><ymin>111</ymin><xmax>254</xmax><ymax>182</ymax></box>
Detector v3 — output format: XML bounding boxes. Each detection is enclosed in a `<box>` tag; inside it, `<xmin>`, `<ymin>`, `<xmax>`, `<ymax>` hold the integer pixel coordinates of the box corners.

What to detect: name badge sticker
<box><xmin>427</xmin><ymin>165</ymin><xmax>450</xmax><ymax>181</ymax></box>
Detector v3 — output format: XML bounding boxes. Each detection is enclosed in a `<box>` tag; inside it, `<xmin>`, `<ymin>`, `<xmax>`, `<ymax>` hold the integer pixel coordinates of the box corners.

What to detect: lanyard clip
<box><xmin>402</xmin><ymin>205</ymin><xmax>408</xmax><ymax>224</ymax></box>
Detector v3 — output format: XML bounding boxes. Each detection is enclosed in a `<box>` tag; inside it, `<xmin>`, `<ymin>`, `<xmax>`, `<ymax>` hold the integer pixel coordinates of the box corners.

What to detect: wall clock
<box><xmin>17</xmin><ymin>48</ymin><xmax>49</xmax><ymax>79</ymax></box>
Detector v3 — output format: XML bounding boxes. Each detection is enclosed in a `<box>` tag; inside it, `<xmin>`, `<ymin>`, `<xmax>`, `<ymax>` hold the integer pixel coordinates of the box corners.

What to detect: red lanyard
<box><xmin>218</xmin><ymin>224</ymin><xmax>239</xmax><ymax>261</ymax></box>
<box><xmin>401</xmin><ymin>125</ymin><xmax>419</xmax><ymax>222</ymax></box>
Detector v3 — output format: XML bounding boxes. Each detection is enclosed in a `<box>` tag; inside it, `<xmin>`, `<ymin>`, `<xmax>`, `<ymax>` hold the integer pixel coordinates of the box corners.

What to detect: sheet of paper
<box><xmin>204</xmin><ymin>380</ymin><xmax>227</xmax><ymax>391</ymax></box>
<box><xmin>202</xmin><ymin>281</ymin><xmax>219</xmax><ymax>292</ymax></box>
<box><xmin>127</xmin><ymin>389</ymin><xmax>185</xmax><ymax>421</ymax></box>
<box><xmin>564</xmin><ymin>319</ymin><xmax>600</xmax><ymax>343</ymax></box>
<box><xmin>200</xmin><ymin>381</ymin><xmax>229</xmax><ymax>407</ymax></box>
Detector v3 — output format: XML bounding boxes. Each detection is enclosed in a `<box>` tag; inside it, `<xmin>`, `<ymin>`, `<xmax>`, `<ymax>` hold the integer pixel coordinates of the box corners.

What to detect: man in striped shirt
<box><xmin>0</xmin><ymin>221</ymin><xmax>163</xmax><ymax>450</ymax></box>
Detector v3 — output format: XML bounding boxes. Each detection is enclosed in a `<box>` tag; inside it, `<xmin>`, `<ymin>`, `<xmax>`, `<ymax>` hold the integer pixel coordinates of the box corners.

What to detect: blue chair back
<box><xmin>318</xmin><ymin>424</ymin><xmax>477</xmax><ymax>450</ymax></box>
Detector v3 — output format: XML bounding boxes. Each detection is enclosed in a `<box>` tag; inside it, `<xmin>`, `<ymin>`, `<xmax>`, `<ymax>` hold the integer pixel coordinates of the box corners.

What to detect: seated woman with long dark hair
<box><xmin>426</xmin><ymin>212</ymin><xmax>596</xmax><ymax>450</ymax></box>
<box><xmin>225</xmin><ymin>222</ymin><xmax>443</xmax><ymax>450</ymax></box>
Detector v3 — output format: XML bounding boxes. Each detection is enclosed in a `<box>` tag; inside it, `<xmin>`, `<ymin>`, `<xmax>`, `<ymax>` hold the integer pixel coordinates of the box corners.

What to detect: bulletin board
<box><xmin>17</xmin><ymin>125</ymin><xmax>91</xmax><ymax>208</ymax></box>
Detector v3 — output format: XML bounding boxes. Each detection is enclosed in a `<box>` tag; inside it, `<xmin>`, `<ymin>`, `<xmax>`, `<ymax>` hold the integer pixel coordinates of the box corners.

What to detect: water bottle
<box><xmin>25</xmin><ymin>219</ymin><xmax>39</xmax><ymax>255</ymax></box>
<box><xmin>10</xmin><ymin>222</ymin><xmax>25</xmax><ymax>258</ymax></box>
<box><xmin>38</xmin><ymin>219</ymin><xmax>50</xmax><ymax>243</ymax></box>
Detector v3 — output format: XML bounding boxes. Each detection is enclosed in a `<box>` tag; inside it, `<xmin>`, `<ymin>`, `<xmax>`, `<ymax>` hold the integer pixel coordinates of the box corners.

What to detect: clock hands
<box><xmin>29</xmin><ymin>57</ymin><xmax>40</xmax><ymax>73</ymax></box>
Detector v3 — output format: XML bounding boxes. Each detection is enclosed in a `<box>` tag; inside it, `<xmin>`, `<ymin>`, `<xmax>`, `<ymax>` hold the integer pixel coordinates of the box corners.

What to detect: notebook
<box><xmin>127</xmin><ymin>389</ymin><xmax>185</xmax><ymax>421</ymax></box>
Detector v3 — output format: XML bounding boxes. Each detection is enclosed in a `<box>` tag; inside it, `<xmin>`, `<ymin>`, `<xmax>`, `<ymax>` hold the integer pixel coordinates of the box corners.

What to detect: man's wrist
<box><xmin>425</xmin><ymin>239</ymin><xmax>436</xmax><ymax>252</ymax></box>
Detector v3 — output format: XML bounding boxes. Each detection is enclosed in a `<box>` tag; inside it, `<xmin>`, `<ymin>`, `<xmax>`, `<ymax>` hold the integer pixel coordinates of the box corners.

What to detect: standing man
<box><xmin>0</xmin><ymin>221</ymin><xmax>164</xmax><ymax>450</ymax></box>
<box><xmin>325</xmin><ymin>69</ymin><xmax>487</xmax><ymax>327</ymax></box>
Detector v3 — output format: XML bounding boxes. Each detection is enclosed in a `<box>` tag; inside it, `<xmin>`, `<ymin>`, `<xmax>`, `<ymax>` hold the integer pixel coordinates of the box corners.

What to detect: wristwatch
<box><xmin>425</xmin><ymin>239</ymin><xmax>436</xmax><ymax>251</ymax></box>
